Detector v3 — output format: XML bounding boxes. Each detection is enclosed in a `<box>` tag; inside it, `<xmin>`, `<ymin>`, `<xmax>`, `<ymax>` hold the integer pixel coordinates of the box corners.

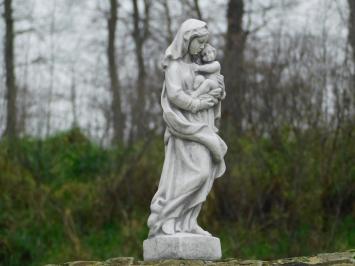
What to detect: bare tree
<box><xmin>107</xmin><ymin>0</ymin><xmax>125</xmax><ymax>144</ymax></box>
<box><xmin>222</xmin><ymin>0</ymin><xmax>247</xmax><ymax>134</ymax></box>
<box><xmin>193</xmin><ymin>0</ymin><xmax>203</xmax><ymax>20</ymax></box>
<box><xmin>348</xmin><ymin>0</ymin><xmax>355</xmax><ymax>104</ymax></box>
<box><xmin>45</xmin><ymin>2</ymin><xmax>56</xmax><ymax>137</ymax></box>
<box><xmin>181</xmin><ymin>0</ymin><xmax>203</xmax><ymax>20</ymax></box>
<box><xmin>131</xmin><ymin>0</ymin><xmax>151</xmax><ymax>140</ymax></box>
<box><xmin>348</xmin><ymin>0</ymin><xmax>355</xmax><ymax>68</ymax></box>
<box><xmin>3</xmin><ymin>0</ymin><xmax>17</xmax><ymax>141</ymax></box>
<box><xmin>161</xmin><ymin>0</ymin><xmax>173</xmax><ymax>44</ymax></box>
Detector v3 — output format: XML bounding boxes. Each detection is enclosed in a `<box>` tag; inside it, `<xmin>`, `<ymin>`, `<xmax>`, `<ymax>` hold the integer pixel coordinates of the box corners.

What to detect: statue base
<box><xmin>143</xmin><ymin>233</ymin><xmax>222</xmax><ymax>261</ymax></box>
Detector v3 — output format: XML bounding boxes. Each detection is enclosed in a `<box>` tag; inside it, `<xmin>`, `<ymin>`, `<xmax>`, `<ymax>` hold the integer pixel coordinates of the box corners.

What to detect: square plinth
<box><xmin>143</xmin><ymin>233</ymin><xmax>222</xmax><ymax>261</ymax></box>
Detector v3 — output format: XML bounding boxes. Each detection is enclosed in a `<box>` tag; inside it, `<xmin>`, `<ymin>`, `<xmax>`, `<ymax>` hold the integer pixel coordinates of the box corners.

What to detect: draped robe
<box><xmin>147</xmin><ymin>60</ymin><xmax>227</xmax><ymax>237</ymax></box>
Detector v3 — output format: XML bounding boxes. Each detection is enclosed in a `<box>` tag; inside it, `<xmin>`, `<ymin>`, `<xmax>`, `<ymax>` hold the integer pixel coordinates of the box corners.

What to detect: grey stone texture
<box><xmin>145</xmin><ymin>18</ymin><xmax>227</xmax><ymax>260</ymax></box>
<box><xmin>143</xmin><ymin>233</ymin><xmax>221</xmax><ymax>261</ymax></box>
<box><xmin>146</xmin><ymin>18</ymin><xmax>227</xmax><ymax>240</ymax></box>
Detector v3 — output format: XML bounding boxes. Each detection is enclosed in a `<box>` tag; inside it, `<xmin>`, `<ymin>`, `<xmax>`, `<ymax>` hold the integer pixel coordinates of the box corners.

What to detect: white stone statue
<box><xmin>143</xmin><ymin>18</ymin><xmax>227</xmax><ymax>261</ymax></box>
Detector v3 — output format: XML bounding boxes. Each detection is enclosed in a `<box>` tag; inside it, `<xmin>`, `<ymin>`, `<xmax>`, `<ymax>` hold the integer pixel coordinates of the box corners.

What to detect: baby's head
<box><xmin>201</xmin><ymin>44</ymin><xmax>216</xmax><ymax>63</ymax></box>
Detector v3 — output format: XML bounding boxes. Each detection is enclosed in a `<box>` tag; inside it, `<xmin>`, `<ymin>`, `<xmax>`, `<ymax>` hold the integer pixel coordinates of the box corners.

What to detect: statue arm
<box><xmin>165</xmin><ymin>64</ymin><xmax>200</xmax><ymax>113</ymax></box>
<box><xmin>197</xmin><ymin>61</ymin><xmax>220</xmax><ymax>74</ymax></box>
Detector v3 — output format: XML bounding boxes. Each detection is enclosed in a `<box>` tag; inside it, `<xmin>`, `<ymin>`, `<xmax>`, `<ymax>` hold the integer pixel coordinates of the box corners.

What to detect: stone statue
<box><xmin>143</xmin><ymin>18</ymin><xmax>227</xmax><ymax>261</ymax></box>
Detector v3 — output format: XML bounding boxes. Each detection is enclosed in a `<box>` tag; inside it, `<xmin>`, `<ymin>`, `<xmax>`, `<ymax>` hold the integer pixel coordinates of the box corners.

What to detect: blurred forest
<box><xmin>0</xmin><ymin>0</ymin><xmax>354</xmax><ymax>265</ymax></box>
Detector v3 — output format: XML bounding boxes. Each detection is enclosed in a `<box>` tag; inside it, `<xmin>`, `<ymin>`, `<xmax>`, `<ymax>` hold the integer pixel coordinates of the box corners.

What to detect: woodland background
<box><xmin>0</xmin><ymin>0</ymin><xmax>354</xmax><ymax>265</ymax></box>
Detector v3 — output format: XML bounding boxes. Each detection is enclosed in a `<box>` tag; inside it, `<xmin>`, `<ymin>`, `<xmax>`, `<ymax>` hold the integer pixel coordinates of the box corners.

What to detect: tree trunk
<box><xmin>107</xmin><ymin>0</ymin><xmax>124</xmax><ymax>144</ymax></box>
<box><xmin>222</xmin><ymin>0</ymin><xmax>246</xmax><ymax>134</ymax></box>
<box><xmin>193</xmin><ymin>0</ymin><xmax>203</xmax><ymax>20</ymax></box>
<box><xmin>348</xmin><ymin>0</ymin><xmax>355</xmax><ymax>105</ymax></box>
<box><xmin>4</xmin><ymin>0</ymin><xmax>17</xmax><ymax>141</ymax></box>
<box><xmin>131</xmin><ymin>0</ymin><xmax>150</xmax><ymax>140</ymax></box>
<box><xmin>162</xmin><ymin>0</ymin><xmax>173</xmax><ymax>44</ymax></box>
<box><xmin>349</xmin><ymin>0</ymin><xmax>355</xmax><ymax>66</ymax></box>
<box><xmin>216</xmin><ymin>0</ymin><xmax>247</xmax><ymax>219</ymax></box>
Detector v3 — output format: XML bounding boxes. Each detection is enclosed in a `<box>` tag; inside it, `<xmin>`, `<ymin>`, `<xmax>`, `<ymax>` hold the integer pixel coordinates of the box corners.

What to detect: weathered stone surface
<box><xmin>44</xmin><ymin>250</ymin><xmax>355</xmax><ymax>266</ymax></box>
<box><xmin>143</xmin><ymin>234</ymin><xmax>221</xmax><ymax>261</ymax></box>
<box><xmin>145</xmin><ymin>18</ymin><xmax>227</xmax><ymax>242</ymax></box>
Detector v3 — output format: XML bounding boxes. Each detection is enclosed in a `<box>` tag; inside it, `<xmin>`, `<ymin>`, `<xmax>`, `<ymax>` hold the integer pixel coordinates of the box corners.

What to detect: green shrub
<box><xmin>0</xmin><ymin>127</ymin><xmax>354</xmax><ymax>265</ymax></box>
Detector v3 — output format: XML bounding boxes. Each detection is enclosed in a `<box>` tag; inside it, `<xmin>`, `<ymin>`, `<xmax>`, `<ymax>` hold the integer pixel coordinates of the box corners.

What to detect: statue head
<box><xmin>200</xmin><ymin>43</ymin><xmax>217</xmax><ymax>63</ymax></box>
<box><xmin>188</xmin><ymin>34</ymin><xmax>209</xmax><ymax>56</ymax></box>
<box><xmin>162</xmin><ymin>19</ymin><xmax>209</xmax><ymax>69</ymax></box>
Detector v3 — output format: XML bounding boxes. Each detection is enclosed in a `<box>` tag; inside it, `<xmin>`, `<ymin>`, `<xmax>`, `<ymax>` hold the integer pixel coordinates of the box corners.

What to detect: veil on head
<box><xmin>162</xmin><ymin>19</ymin><xmax>209</xmax><ymax>70</ymax></box>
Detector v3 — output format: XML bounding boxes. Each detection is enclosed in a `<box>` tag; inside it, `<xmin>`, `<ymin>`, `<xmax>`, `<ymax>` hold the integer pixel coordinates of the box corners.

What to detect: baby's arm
<box><xmin>196</xmin><ymin>61</ymin><xmax>220</xmax><ymax>74</ymax></box>
<box><xmin>192</xmin><ymin>79</ymin><xmax>219</xmax><ymax>98</ymax></box>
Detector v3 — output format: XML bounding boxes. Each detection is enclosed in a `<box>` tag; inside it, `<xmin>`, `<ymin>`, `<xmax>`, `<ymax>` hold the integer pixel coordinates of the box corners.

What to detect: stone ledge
<box><xmin>44</xmin><ymin>250</ymin><xmax>355</xmax><ymax>266</ymax></box>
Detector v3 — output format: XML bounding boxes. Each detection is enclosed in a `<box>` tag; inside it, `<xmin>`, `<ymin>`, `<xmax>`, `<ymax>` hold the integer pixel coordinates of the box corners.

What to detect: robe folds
<box><xmin>147</xmin><ymin>60</ymin><xmax>227</xmax><ymax>237</ymax></box>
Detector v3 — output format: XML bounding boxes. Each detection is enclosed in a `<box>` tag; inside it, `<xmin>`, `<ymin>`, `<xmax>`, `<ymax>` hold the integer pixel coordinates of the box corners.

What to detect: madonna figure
<box><xmin>144</xmin><ymin>18</ymin><xmax>227</xmax><ymax>260</ymax></box>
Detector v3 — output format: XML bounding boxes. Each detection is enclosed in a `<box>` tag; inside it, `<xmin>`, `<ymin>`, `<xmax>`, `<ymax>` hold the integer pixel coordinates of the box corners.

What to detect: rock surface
<box><xmin>45</xmin><ymin>250</ymin><xmax>355</xmax><ymax>266</ymax></box>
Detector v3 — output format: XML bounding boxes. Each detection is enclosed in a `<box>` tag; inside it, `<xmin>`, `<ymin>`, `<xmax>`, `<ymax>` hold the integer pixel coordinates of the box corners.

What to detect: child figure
<box><xmin>192</xmin><ymin>44</ymin><xmax>222</xmax><ymax>99</ymax></box>
<box><xmin>192</xmin><ymin>44</ymin><xmax>224</xmax><ymax>131</ymax></box>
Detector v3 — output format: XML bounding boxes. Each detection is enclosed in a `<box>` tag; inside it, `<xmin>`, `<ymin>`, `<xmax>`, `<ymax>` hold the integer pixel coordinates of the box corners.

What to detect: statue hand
<box><xmin>209</xmin><ymin>87</ymin><xmax>223</xmax><ymax>99</ymax></box>
<box><xmin>198</xmin><ymin>96</ymin><xmax>218</xmax><ymax>110</ymax></box>
<box><xmin>191</xmin><ymin>63</ymin><xmax>200</xmax><ymax>72</ymax></box>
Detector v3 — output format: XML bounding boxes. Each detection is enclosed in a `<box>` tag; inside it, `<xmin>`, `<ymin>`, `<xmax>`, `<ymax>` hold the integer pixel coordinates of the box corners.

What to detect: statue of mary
<box><xmin>143</xmin><ymin>18</ymin><xmax>227</xmax><ymax>261</ymax></box>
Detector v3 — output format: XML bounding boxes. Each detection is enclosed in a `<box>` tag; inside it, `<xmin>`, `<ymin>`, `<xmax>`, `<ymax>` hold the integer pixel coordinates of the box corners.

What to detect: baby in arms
<box><xmin>192</xmin><ymin>43</ymin><xmax>223</xmax><ymax>100</ymax></box>
<box><xmin>192</xmin><ymin>44</ymin><xmax>224</xmax><ymax>129</ymax></box>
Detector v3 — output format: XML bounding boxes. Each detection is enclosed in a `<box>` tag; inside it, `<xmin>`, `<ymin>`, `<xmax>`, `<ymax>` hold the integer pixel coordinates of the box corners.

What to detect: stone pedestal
<box><xmin>143</xmin><ymin>233</ymin><xmax>222</xmax><ymax>261</ymax></box>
